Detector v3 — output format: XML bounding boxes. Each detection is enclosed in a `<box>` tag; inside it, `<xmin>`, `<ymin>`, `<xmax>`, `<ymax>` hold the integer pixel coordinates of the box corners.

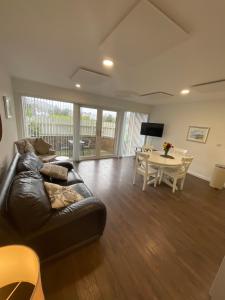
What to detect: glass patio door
<box><xmin>79</xmin><ymin>107</ymin><xmax>118</xmax><ymax>159</ymax></box>
<box><xmin>100</xmin><ymin>110</ymin><xmax>118</xmax><ymax>157</ymax></box>
<box><xmin>79</xmin><ymin>107</ymin><xmax>98</xmax><ymax>158</ymax></box>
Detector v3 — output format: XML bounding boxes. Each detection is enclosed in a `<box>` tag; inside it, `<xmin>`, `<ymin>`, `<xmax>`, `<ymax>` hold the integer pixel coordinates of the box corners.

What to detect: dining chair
<box><xmin>133</xmin><ymin>152</ymin><xmax>158</xmax><ymax>191</ymax></box>
<box><xmin>172</xmin><ymin>147</ymin><xmax>188</xmax><ymax>156</ymax></box>
<box><xmin>82</xmin><ymin>139</ymin><xmax>92</xmax><ymax>155</ymax></box>
<box><xmin>142</xmin><ymin>144</ymin><xmax>154</xmax><ymax>153</ymax></box>
<box><xmin>159</xmin><ymin>156</ymin><xmax>194</xmax><ymax>193</ymax></box>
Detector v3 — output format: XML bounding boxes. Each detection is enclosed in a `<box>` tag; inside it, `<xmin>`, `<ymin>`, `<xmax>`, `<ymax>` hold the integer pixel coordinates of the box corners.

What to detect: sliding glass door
<box><xmin>79</xmin><ymin>107</ymin><xmax>97</xmax><ymax>158</ymax></box>
<box><xmin>79</xmin><ymin>107</ymin><xmax>118</xmax><ymax>159</ymax></box>
<box><xmin>100</xmin><ymin>110</ymin><xmax>118</xmax><ymax>157</ymax></box>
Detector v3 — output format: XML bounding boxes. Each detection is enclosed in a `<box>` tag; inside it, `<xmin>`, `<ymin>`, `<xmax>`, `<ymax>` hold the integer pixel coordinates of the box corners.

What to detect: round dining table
<box><xmin>147</xmin><ymin>151</ymin><xmax>183</xmax><ymax>167</ymax></box>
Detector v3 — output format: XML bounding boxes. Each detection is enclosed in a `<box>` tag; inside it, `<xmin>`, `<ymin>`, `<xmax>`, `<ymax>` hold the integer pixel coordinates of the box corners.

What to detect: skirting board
<box><xmin>187</xmin><ymin>171</ymin><xmax>210</xmax><ymax>182</ymax></box>
<box><xmin>188</xmin><ymin>171</ymin><xmax>225</xmax><ymax>188</ymax></box>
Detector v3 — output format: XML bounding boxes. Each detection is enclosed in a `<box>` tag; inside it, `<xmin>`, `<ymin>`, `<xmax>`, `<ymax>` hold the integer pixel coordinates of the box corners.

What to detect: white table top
<box><xmin>147</xmin><ymin>151</ymin><xmax>183</xmax><ymax>167</ymax></box>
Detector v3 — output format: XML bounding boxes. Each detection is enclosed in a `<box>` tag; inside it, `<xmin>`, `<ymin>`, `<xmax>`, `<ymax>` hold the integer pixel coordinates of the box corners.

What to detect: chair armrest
<box><xmin>50</xmin><ymin>160</ymin><xmax>74</xmax><ymax>170</ymax></box>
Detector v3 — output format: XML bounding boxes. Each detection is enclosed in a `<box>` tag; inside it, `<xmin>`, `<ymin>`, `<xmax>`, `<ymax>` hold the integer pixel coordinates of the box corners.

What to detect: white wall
<box><xmin>149</xmin><ymin>100</ymin><xmax>225</xmax><ymax>181</ymax></box>
<box><xmin>0</xmin><ymin>66</ymin><xmax>18</xmax><ymax>180</ymax></box>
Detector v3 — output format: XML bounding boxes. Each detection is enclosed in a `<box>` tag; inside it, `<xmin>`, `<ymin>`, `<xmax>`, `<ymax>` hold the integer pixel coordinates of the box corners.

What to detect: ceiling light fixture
<box><xmin>102</xmin><ymin>59</ymin><xmax>114</xmax><ymax>67</ymax></box>
<box><xmin>180</xmin><ymin>89</ymin><xmax>190</xmax><ymax>95</ymax></box>
<box><xmin>75</xmin><ymin>83</ymin><xmax>81</xmax><ymax>88</ymax></box>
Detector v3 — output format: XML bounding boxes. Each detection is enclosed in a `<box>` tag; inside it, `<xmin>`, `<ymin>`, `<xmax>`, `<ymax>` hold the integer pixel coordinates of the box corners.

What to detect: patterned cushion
<box><xmin>40</xmin><ymin>163</ymin><xmax>68</xmax><ymax>180</ymax></box>
<box><xmin>35</xmin><ymin>138</ymin><xmax>50</xmax><ymax>155</ymax></box>
<box><xmin>24</xmin><ymin>141</ymin><xmax>35</xmax><ymax>153</ymax></box>
<box><xmin>15</xmin><ymin>140</ymin><xmax>27</xmax><ymax>154</ymax></box>
<box><xmin>44</xmin><ymin>182</ymin><xmax>83</xmax><ymax>209</ymax></box>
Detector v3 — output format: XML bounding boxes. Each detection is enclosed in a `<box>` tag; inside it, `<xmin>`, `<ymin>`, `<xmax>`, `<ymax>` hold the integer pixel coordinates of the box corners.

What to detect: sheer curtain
<box><xmin>21</xmin><ymin>96</ymin><xmax>74</xmax><ymax>158</ymax></box>
<box><xmin>120</xmin><ymin>112</ymin><xmax>149</xmax><ymax>156</ymax></box>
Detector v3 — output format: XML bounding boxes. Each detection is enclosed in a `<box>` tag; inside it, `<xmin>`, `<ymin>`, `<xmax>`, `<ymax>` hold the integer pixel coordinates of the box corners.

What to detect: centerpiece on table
<box><xmin>161</xmin><ymin>142</ymin><xmax>174</xmax><ymax>158</ymax></box>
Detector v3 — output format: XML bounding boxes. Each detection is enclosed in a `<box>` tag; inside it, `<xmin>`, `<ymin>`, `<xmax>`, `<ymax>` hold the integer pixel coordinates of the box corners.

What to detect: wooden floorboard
<box><xmin>42</xmin><ymin>158</ymin><xmax>225</xmax><ymax>300</ymax></box>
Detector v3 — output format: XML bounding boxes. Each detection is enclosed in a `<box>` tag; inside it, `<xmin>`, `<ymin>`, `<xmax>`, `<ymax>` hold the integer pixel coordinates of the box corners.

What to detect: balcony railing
<box><xmin>26</xmin><ymin>120</ymin><xmax>116</xmax><ymax>158</ymax></box>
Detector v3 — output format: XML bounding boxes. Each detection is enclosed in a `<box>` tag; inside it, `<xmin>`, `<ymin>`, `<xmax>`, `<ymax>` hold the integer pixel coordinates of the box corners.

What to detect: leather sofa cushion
<box><xmin>16</xmin><ymin>152</ymin><xmax>43</xmax><ymax>173</ymax></box>
<box><xmin>8</xmin><ymin>171</ymin><xmax>52</xmax><ymax>234</ymax></box>
<box><xmin>71</xmin><ymin>183</ymin><xmax>93</xmax><ymax>198</ymax></box>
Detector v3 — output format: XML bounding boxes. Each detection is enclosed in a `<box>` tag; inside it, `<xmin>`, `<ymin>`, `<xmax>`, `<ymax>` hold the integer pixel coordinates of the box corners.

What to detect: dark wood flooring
<box><xmin>42</xmin><ymin>158</ymin><xmax>225</xmax><ymax>300</ymax></box>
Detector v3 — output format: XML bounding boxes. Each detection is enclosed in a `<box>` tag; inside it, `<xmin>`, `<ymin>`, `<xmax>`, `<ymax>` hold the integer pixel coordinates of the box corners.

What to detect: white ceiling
<box><xmin>1</xmin><ymin>0</ymin><xmax>225</xmax><ymax>105</ymax></box>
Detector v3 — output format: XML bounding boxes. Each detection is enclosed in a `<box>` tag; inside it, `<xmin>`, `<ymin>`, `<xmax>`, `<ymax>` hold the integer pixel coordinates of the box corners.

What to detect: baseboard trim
<box><xmin>188</xmin><ymin>171</ymin><xmax>210</xmax><ymax>182</ymax></box>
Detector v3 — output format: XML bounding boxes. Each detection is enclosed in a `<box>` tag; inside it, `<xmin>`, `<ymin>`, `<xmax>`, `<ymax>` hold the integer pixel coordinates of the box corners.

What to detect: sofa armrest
<box><xmin>50</xmin><ymin>160</ymin><xmax>74</xmax><ymax>170</ymax></box>
<box><xmin>27</xmin><ymin>197</ymin><xmax>106</xmax><ymax>236</ymax></box>
<box><xmin>49</xmin><ymin>197</ymin><xmax>106</xmax><ymax>229</ymax></box>
<box><xmin>23</xmin><ymin>197</ymin><xmax>106</xmax><ymax>260</ymax></box>
<box><xmin>49</xmin><ymin>149</ymin><xmax>56</xmax><ymax>155</ymax></box>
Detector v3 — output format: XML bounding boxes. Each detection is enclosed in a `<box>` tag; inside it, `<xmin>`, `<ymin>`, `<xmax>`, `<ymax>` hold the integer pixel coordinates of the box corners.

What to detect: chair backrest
<box><xmin>135</xmin><ymin>151</ymin><xmax>150</xmax><ymax>173</ymax></box>
<box><xmin>142</xmin><ymin>144</ymin><xmax>153</xmax><ymax>153</ymax></box>
<box><xmin>173</xmin><ymin>147</ymin><xmax>188</xmax><ymax>156</ymax></box>
<box><xmin>181</xmin><ymin>156</ymin><xmax>194</xmax><ymax>173</ymax></box>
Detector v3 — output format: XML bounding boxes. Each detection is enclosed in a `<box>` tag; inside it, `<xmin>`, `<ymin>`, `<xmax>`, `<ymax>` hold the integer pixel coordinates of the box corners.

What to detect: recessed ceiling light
<box><xmin>180</xmin><ymin>89</ymin><xmax>190</xmax><ymax>95</ymax></box>
<box><xmin>102</xmin><ymin>59</ymin><xmax>114</xmax><ymax>67</ymax></box>
<box><xmin>75</xmin><ymin>83</ymin><xmax>81</xmax><ymax>88</ymax></box>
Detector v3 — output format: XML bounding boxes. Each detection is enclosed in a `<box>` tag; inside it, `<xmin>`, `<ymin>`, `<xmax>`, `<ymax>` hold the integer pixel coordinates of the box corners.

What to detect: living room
<box><xmin>0</xmin><ymin>1</ymin><xmax>225</xmax><ymax>299</ymax></box>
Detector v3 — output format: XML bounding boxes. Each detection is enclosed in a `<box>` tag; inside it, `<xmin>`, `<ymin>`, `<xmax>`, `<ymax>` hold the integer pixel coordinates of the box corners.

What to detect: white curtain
<box><xmin>120</xmin><ymin>112</ymin><xmax>149</xmax><ymax>156</ymax></box>
<box><xmin>21</xmin><ymin>96</ymin><xmax>74</xmax><ymax>157</ymax></box>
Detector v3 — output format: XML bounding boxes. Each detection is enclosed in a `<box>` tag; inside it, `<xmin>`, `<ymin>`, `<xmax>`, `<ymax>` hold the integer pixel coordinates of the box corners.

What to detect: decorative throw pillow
<box><xmin>24</xmin><ymin>140</ymin><xmax>35</xmax><ymax>153</ymax></box>
<box><xmin>44</xmin><ymin>182</ymin><xmax>83</xmax><ymax>209</ymax></box>
<box><xmin>35</xmin><ymin>138</ymin><xmax>50</xmax><ymax>155</ymax></box>
<box><xmin>15</xmin><ymin>139</ymin><xmax>27</xmax><ymax>154</ymax></box>
<box><xmin>40</xmin><ymin>163</ymin><xmax>68</xmax><ymax>180</ymax></box>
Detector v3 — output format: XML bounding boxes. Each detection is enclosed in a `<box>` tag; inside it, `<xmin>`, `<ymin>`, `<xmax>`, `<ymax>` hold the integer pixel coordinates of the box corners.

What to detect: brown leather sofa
<box><xmin>0</xmin><ymin>153</ymin><xmax>106</xmax><ymax>261</ymax></box>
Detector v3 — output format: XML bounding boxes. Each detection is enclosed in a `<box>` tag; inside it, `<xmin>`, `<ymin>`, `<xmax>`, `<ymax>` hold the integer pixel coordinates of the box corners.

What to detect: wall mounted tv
<box><xmin>140</xmin><ymin>122</ymin><xmax>164</xmax><ymax>137</ymax></box>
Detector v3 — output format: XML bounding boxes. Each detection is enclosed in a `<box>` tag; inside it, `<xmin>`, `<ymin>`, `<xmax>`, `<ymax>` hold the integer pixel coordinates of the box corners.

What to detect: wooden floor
<box><xmin>42</xmin><ymin>158</ymin><xmax>225</xmax><ymax>300</ymax></box>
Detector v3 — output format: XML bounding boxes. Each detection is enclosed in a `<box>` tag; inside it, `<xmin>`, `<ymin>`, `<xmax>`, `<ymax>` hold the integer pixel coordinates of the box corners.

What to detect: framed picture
<box><xmin>187</xmin><ymin>126</ymin><xmax>210</xmax><ymax>143</ymax></box>
<box><xmin>3</xmin><ymin>96</ymin><xmax>12</xmax><ymax>119</ymax></box>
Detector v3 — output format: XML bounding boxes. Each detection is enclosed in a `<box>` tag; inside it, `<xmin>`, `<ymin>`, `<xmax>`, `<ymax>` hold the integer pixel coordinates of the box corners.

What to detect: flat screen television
<box><xmin>140</xmin><ymin>122</ymin><xmax>164</xmax><ymax>137</ymax></box>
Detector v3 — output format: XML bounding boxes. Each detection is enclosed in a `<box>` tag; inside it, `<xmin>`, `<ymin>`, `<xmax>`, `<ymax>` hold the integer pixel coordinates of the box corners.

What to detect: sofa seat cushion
<box><xmin>16</xmin><ymin>152</ymin><xmax>44</xmax><ymax>173</ymax></box>
<box><xmin>8</xmin><ymin>171</ymin><xmax>52</xmax><ymax>234</ymax></box>
<box><xmin>44</xmin><ymin>182</ymin><xmax>84</xmax><ymax>209</ymax></box>
<box><xmin>50</xmin><ymin>169</ymin><xmax>83</xmax><ymax>186</ymax></box>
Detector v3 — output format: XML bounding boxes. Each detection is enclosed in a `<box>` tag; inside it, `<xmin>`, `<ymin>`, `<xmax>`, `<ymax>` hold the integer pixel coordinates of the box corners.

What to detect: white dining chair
<box><xmin>142</xmin><ymin>144</ymin><xmax>154</xmax><ymax>153</ymax></box>
<box><xmin>172</xmin><ymin>147</ymin><xmax>188</xmax><ymax>156</ymax></box>
<box><xmin>133</xmin><ymin>152</ymin><xmax>158</xmax><ymax>191</ymax></box>
<box><xmin>159</xmin><ymin>156</ymin><xmax>194</xmax><ymax>193</ymax></box>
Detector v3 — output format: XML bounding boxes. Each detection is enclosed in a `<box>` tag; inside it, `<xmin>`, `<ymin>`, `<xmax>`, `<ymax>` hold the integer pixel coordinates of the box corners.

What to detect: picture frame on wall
<box><xmin>3</xmin><ymin>96</ymin><xmax>12</xmax><ymax>119</ymax></box>
<box><xmin>187</xmin><ymin>126</ymin><xmax>210</xmax><ymax>143</ymax></box>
